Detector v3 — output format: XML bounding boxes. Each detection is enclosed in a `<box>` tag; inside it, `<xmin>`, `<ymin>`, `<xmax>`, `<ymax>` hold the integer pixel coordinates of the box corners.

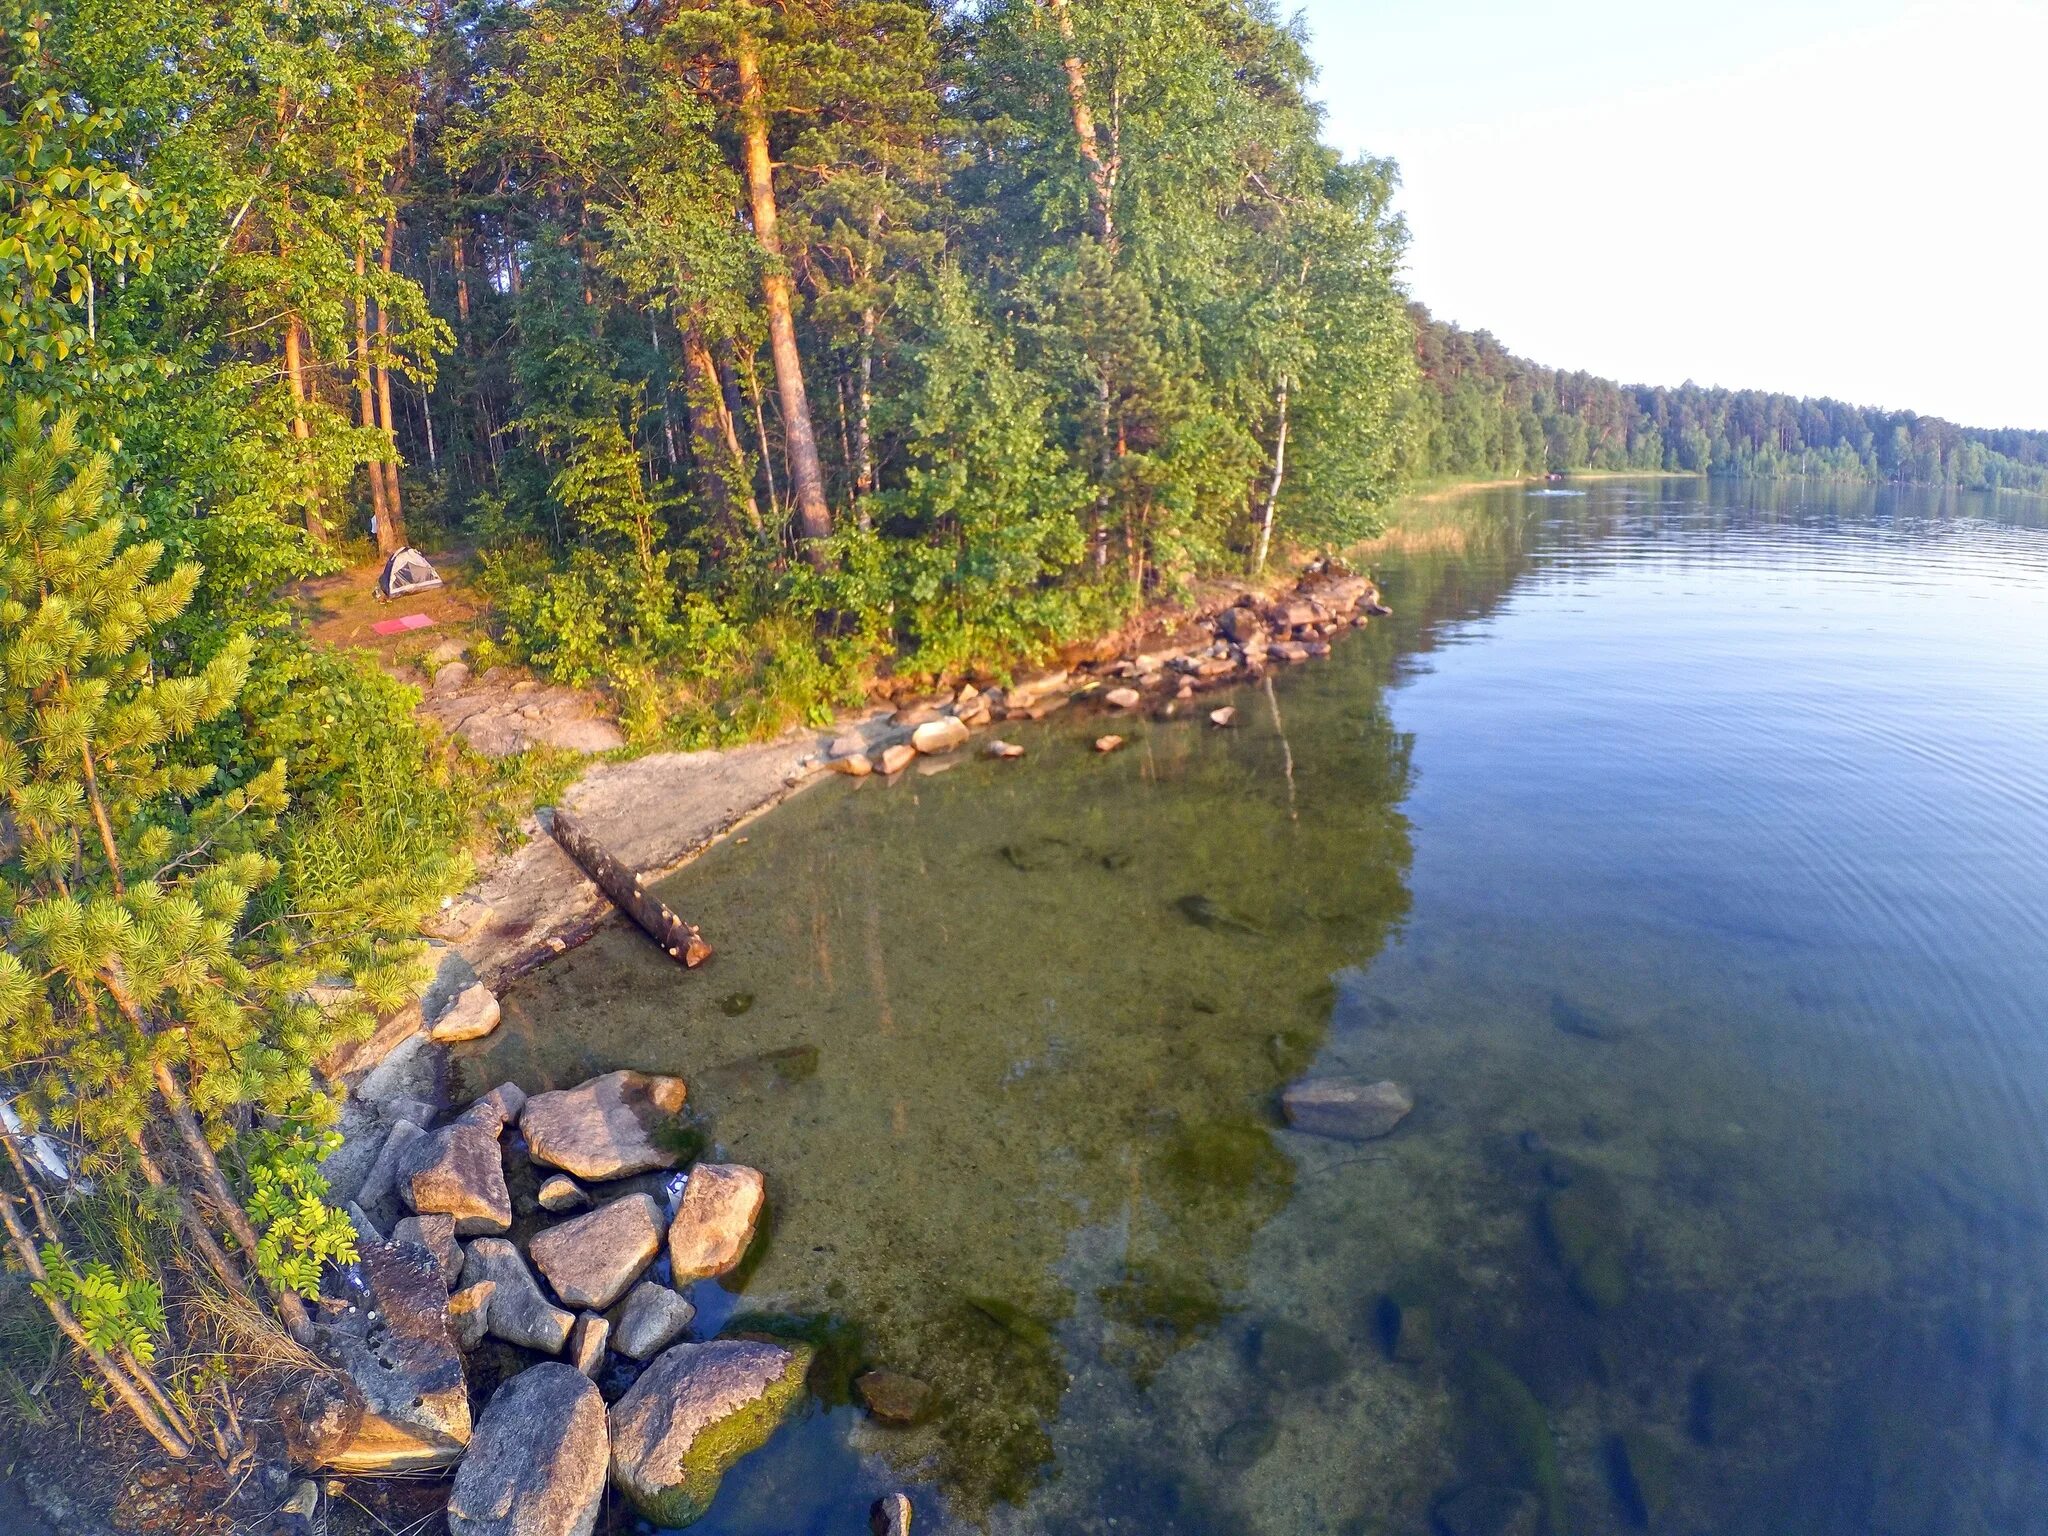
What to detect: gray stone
<box><xmin>431</xmin><ymin>661</ymin><xmax>472</xmax><ymax>694</ymax></box>
<box><xmin>607</xmin><ymin>1339</ymin><xmax>813</xmax><ymax>1526</ymax></box>
<box><xmin>457</xmin><ymin>1082</ymin><xmax>528</xmax><ymax>1135</ymax></box>
<box><xmin>613</xmin><ymin>1281</ymin><xmax>696</xmax><ymax>1361</ymax></box>
<box><xmin>344</xmin><ymin>1202</ymin><xmax>383</xmax><ymax>1247</ymax></box>
<box><xmin>1103</xmin><ymin>686</ymin><xmax>1142</xmax><ymax>710</ymax></box>
<box><xmin>537</xmin><ymin>1174</ymin><xmax>589</xmax><ymax>1214</ymax></box>
<box><xmin>448</xmin><ymin>1363</ymin><xmax>608</xmax><ymax>1536</ymax></box>
<box><xmin>566</xmin><ymin>1312</ymin><xmax>608</xmax><ymax>1378</ymax></box>
<box><xmin>668</xmin><ymin>1164</ymin><xmax>766</xmax><ymax>1282</ymax></box>
<box><xmin>519</xmin><ymin>1070</ymin><xmax>688</xmax><ymax>1182</ymax></box>
<box><xmin>1216</xmin><ymin>605</ymin><xmax>1264</xmax><ymax>644</ymax></box>
<box><xmin>432</xmin><ymin>983</ymin><xmax>502</xmax><ymax>1043</ymax></box>
<box><xmin>1280</xmin><ymin>1077</ymin><xmax>1414</xmax><ymax>1141</ymax></box>
<box><xmin>302</xmin><ymin>1240</ymin><xmax>471</xmax><ymax>1473</ymax></box>
<box><xmin>449</xmin><ymin>1280</ymin><xmax>495</xmax><ymax>1351</ymax></box>
<box><xmin>400</xmin><ymin>1121</ymin><xmax>512</xmax><ymax>1235</ymax></box>
<box><xmin>354</xmin><ymin>1119</ymin><xmax>425</xmax><ymax>1218</ymax></box>
<box><xmin>910</xmin><ymin>716</ymin><xmax>970</xmax><ymax>755</ymax></box>
<box><xmin>871</xmin><ymin>1493</ymin><xmax>913</xmax><ymax>1536</ymax></box>
<box><xmin>528</xmin><ymin>1193</ymin><xmax>664</xmax><ymax>1309</ymax></box>
<box><xmin>391</xmin><ymin>1212</ymin><xmax>462</xmax><ymax>1290</ymax></box>
<box><xmin>461</xmin><ymin>1239</ymin><xmax>574</xmax><ymax>1354</ymax></box>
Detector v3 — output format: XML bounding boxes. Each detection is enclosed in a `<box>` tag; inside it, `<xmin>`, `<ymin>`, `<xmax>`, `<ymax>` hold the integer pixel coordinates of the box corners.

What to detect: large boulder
<box><xmin>462</xmin><ymin>1239</ymin><xmax>574</xmax><ymax>1354</ymax></box>
<box><xmin>607</xmin><ymin>1339</ymin><xmax>813</xmax><ymax>1526</ymax></box>
<box><xmin>613</xmin><ymin>1282</ymin><xmax>696</xmax><ymax>1362</ymax></box>
<box><xmin>528</xmin><ymin>1193</ymin><xmax>665</xmax><ymax>1310</ymax></box>
<box><xmin>519</xmin><ymin>1071</ymin><xmax>688</xmax><ymax>1182</ymax></box>
<box><xmin>668</xmin><ymin>1164</ymin><xmax>766</xmax><ymax>1282</ymax></box>
<box><xmin>448</xmin><ymin>1363</ymin><xmax>609</xmax><ymax>1536</ymax></box>
<box><xmin>353</xmin><ymin>1119</ymin><xmax>425</xmax><ymax>1222</ymax></box>
<box><xmin>298</xmin><ymin>1240</ymin><xmax>471</xmax><ymax>1474</ymax></box>
<box><xmin>400</xmin><ymin>1121</ymin><xmax>512</xmax><ymax>1235</ymax></box>
<box><xmin>1280</xmin><ymin>1077</ymin><xmax>1413</xmax><ymax>1141</ymax></box>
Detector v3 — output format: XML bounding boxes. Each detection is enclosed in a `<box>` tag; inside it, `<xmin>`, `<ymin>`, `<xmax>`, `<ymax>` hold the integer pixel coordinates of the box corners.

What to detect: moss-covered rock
<box><xmin>1604</xmin><ymin>1429</ymin><xmax>1674</xmax><ymax>1528</ymax></box>
<box><xmin>608</xmin><ymin>1339</ymin><xmax>813</xmax><ymax>1526</ymax></box>
<box><xmin>1458</xmin><ymin>1351</ymin><xmax>1566</xmax><ymax>1535</ymax></box>
<box><xmin>1540</xmin><ymin>1185</ymin><xmax>1631</xmax><ymax>1314</ymax></box>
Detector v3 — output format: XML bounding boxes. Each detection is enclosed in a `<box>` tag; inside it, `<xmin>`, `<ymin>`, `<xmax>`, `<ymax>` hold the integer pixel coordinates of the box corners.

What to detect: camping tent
<box><xmin>379</xmin><ymin>546</ymin><xmax>444</xmax><ymax>598</ymax></box>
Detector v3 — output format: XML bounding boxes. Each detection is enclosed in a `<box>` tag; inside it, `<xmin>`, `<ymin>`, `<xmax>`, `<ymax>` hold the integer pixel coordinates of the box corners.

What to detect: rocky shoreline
<box><xmin>286</xmin><ymin>558</ymin><xmax>1403</xmax><ymax>1533</ymax></box>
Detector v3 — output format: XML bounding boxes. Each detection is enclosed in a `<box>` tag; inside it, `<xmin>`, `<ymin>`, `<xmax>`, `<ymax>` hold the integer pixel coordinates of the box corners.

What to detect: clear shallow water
<box><xmin>466</xmin><ymin>478</ymin><xmax>2048</xmax><ymax>1536</ymax></box>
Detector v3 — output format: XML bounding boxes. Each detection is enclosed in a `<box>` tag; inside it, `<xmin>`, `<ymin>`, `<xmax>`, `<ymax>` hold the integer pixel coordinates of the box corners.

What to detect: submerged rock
<box><xmin>448</xmin><ymin>1362</ymin><xmax>608</xmax><ymax>1536</ymax></box>
<box><xmin>1550</xmin><ymin>993</ymin><xmax>1630</xmax><ymax>1042</ymax></box>
<box><xmin>1429</xmin><ymin>1483</ymin><xmax>1540</xmax><ymax>1536</ymax></box>
<box><xmin>1093</xmin><ymin>734</ymin><xmax>1125</xmax><ymax>753</ymax></box>
<box><xmin>870</xmin><ymin>1492</ymin><xmax>914</xmax><ymax>1536</ymax></box>
<box><xmin>303</xmin><ymin>1240</ymin><xmax>472</xmax><ymax>1474</ymax></box>
<box><xmin>1457</xmin><ymin>1351</ymin><xmax>1565</xmax><ymax>1536</ymax></box>
<box><xmin>669</xmin><ymin>1163</ymin><xmax>767</xmax><ymax>1282</ymax></box>
<box><xmin>1252</xmin><ymin>1318</ymin><xmax>1347</xmax><ymax>1389</ymax></box>
<box><xmin>984</xmin><ymin>740</ymin><xmax>1026</xmax><ymax>760</ymax></box>
<box><xmin>607</xmin><ymin>1339</ymin><xmax>813</xmax><ymax>1526</ymax></box>
<box><xmin>855</xmin><ymin>1369</ymin><xmax>934</xmax><ymax>1425</ymax></box>
<box><xmin>1209</xmin><ymin>706</ymin><xmax>1237</xmax><ymax>727</ymax></box>
<box><xmin>1104</xmin><ymin>686</ymin><xmax>1142</xmax><ymax>710</ymax></box>
<box><xmin>614</xmin><ymin>1281</ymin><xmax>697</xmax><ymax>1361</ymax></box>
<box><xmin>1214</xmin><ymin>1414</ymin><xmax>1280</xmax><ymax>1470</ymax></box>
<box><xmin>1281</xmin><ymin>1077</ymin><xmax>1414</xmax><ymax>1141</ymax></box>
<box><xmin>1605</xmin><ymin>1429</ymin><xmax>1675</xmax><ymax>1528</ymax></box>
<box><xmin>1541</xmin><ymin>1185</ymin><xmax>1631</xmax><ymax>1314</ymax></box>
<box><xmin>528</xmin><ymin>1192</ymin><xmax>665</xmax><ymax>1309</ymax></box>
<box><xmin>432</xmin><ymin>982</ymin><xmax>502</xmax><ymax>1043</ymax></box>
<box><xmin>400</xmin><ymin>1121</ymin><xmax>512</xmax><ymax>1235</ymax></box>
<box><xmin>1173</xmin><ymin>894</ymin><xmax>1264</xmax><ymax>935</ymax></box>
<box><xmin>462</xmin><ymin>1238</ymin><xmax>574</xmax><ymax>1354</ymax></box>
<box><xmin>519</xmin><ymin>1070</ymin><xmax>688</xmax><ymax>1182</ymax></box>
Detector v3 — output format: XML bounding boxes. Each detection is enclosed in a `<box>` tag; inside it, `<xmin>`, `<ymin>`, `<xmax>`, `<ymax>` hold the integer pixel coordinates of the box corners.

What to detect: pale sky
<box><xmin>1293</xmin><ymin>0</ymin><xmax>2048</xmax><ymax>431</ymax></box>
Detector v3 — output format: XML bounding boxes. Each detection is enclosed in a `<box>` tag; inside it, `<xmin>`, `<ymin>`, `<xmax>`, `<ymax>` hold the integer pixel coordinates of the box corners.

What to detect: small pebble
<box><xmin>1094</xmin><ymin>735</ymin><xmax>1125</xmax><ymax>753</ymax></box>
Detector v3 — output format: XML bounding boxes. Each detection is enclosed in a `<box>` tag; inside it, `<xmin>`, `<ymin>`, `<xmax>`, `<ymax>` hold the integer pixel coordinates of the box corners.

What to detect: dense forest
<box><xmin>1406</xmin><ymin>306</ymin><xmax>2048</xmax><ymax>492</ymax></box>
<box><xmin>3</xmin><ymin>0</ymin><xmax>2045</xmax><ymax>1496</ymax></box>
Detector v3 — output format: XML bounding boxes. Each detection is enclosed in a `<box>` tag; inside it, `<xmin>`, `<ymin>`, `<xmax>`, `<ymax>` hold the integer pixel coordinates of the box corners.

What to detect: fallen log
<box><xmin>548</xmin><ymin>806</ymin><xmax>712</xmax><ymax>969</ymax></box>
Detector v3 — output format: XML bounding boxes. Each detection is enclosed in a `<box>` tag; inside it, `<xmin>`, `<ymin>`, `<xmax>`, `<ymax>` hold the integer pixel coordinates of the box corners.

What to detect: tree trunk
<box><xmin>282</xmin><ymin>317</ymin><xmax>323</xmax><ymax>545</ymax></box>
<box><xmin>352</xmin><ymin>239</ymin><xmax>391</xmax><ymax>543</ymax></box>
<box><xmin>550</xmin><ymin>808</ymin><xmax>712</xmax><ymax>968</ymax></box>
<box><xmin>736</xmin><ymin>34</ymin><xmax>832</xmax><ymax>553</ymax></box>
<box><xmin>683</xmin><ymin>321</ymin><xmax>761</xmax><ymax>529</ymax></box>
<box><xmin>1254</xmin><ymin>373</ymin><xmax>1289</xmax><ymax>574</ymax></box>
<box><xmin>1046</xmin><ymin>0</ymin><xmax>1116</xmax><ymax>248</ymax></box>
<box><xmin>374</xmin><ymin>212</ymin><xmax>407</xmax><ymax>553</ymax></box>
<box><xmin>855</xmin><ymin>303</ymin><xmax>876</xmax><ymax>502</ymax></box>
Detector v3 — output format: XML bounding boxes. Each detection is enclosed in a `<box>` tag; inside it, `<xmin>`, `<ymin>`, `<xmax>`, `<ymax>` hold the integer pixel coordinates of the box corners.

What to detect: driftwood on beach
<box><xmin>549</xmin><ymin>806</ymin><xmax>713</xmax><ymax>969</ymax></box>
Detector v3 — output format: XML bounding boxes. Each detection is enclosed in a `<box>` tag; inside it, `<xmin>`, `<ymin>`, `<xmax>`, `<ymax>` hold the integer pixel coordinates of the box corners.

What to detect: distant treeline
<box><xmin>1406</xmin><ymin>306</ymin><xmax>2048</xmax><ymax>494</ymax></box>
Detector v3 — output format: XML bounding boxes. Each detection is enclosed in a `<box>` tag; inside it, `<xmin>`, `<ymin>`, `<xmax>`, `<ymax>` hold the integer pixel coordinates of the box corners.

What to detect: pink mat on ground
<box><xmin>371</xmin><ymin>613</ymin><xmax>435</xmax><ymax>636</ymax></box>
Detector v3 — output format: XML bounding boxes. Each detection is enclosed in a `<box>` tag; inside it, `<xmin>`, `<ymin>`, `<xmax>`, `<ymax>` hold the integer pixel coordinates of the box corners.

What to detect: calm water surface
<box><xmin>466</xmin><ymin>478</ymin><xmax>2048</xmax><ymax>1535</ymax></box>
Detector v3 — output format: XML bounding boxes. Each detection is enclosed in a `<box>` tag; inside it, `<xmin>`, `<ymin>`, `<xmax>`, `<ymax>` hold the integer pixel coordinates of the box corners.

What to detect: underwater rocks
<box><xmin>462</xmin><ymin>1238</ymin><xmax>575</xmax><ymax>1354</ymax></box>
<box><xmin>985</xmin><ymin>739</ymin><xmax>1026</xmax><ymax>759</ymax></box>
<box><xmin>1456</xmin><ymin>1351</ymin><xmax>1566</xmax><ymax>1536</ymax></box>
<box><xmin>519</xmin><ymin>1069</ymin><xmax>688</xmax><ymax>1182</ymax></box>
<box><xmin>607</xmin><ymin>1339</ymin><xmax>814</xmax><ymax>1526</ymax></box>
<box><xmin>855</xmin><ymin>1369</ymin><xmax>935</xmax><ymax>1425</ymax></box>
<box><xmin>1429</xmin><ymin>1483</ymin><xmax>1541</xmax><ymax>1536</ymax></box>
<box><xmin>302</xmin><ymin>1239</ymin><xmax>472</xmax><ymax>1474</ymax></box>
<box><xmin>447</xmin><ymin>1362</ymin><xmax>609</xmax><ymax>1536</ymax></box>
<box><xmin>614</xmin><ymin>1281</ymin><xmax>697</xmax><ymax>1361</ymax></box>
<box><xmin>1605</xmin><ymin>1428</ymin><xmax>1675</xmax><ymax>1527</ymax></box>
<box><xmin>1094</xmin><ymin>734</ymin><xmax>1125</xmax><ymax>753</ymax></box>
<box><xmin>669</xmin><ymin>1163</ymin><xmax>767</xmax><ymax>1281</ymax></box>
<box><xmin>431</xmin><ymin>982</ymin><xmax>502</xmax><ymax>1043</ymax></box>
<box><xmin>528</xmin><ymin>1192</ymin><xmax>665</xmax><ymax>1309</ymax></box>
<box><xmin>1540</xmin><ymin>1184</ymin><xmax>1632</xmax><ymax>1314</ymax></box>
<box><xmin>400</xmin><ymin>1120</ymin><xmax>513</xmax><ymax>1235</ymax></box>
<box><xmin>1281</xmin><ymin>1077</ymin><xmax>1414</xmax><ymax>1141</ymax></box>
<box><xmin>1104</xmin><ymin>686</ymin><xmax>1142</xmax><ymax>710</ymax></box>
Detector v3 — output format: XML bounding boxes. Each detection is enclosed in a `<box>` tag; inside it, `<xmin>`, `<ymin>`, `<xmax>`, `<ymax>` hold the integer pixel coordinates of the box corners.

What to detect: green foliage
<box><xmin>243</xmin><ymin>1127</ymin><xmax>357</xmax><ymax>1298</ymax></box>
<box><xmin>33</xmin><ymin>1244</ymin><xmax>164</xmax><ymax>1363</ymax></box>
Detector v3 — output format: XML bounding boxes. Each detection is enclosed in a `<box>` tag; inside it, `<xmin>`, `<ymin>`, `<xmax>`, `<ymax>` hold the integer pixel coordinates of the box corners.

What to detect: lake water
<box><xmin>465</xmin><ymin>477</ymin><xmax>2048</xmax><ymax>1536</ymax></box>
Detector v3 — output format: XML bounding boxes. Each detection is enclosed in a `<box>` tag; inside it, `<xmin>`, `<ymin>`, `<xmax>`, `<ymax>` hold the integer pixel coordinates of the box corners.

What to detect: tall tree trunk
<box><xmin>281</xmin><ymin>316</ymin><xmax>323</xmax><ymax>545</ymax></box>
<box><xmin>736</xmin><ymin>34</ymin><xmax>832</xmax><ymax>553</ymax></box>
<box><xmin>1046</xmin><ymin>0</ymin><xmax>1116</xmax><ymax>248</ymax></box>
<box><xmin>452</xmin><ymin>230</ymin><xmax>471</xmax><ymax>328</ymax></box>
<box><xmin>1254</xmin><ymin>373</ymin><xmax>1289</xmax><ymax>574</ymax></box>
<box><xmin>353</xmin><ymin>239</ymin><xmax>392</xmax><ymax>543</ymax></box>
<box><xmin>855</xmin><ymin>304</ymin><xmax>876</xmax><ymax>502</ymax></box>
<box><xmin>374</xmin><ymin>212</ymin><xmax>407</xmax><ymax>553</ymax></box>
<box><xmin>683</xmin><ymin>321</ymin><xmax>761</xmax><ymax>529</ymax></box>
